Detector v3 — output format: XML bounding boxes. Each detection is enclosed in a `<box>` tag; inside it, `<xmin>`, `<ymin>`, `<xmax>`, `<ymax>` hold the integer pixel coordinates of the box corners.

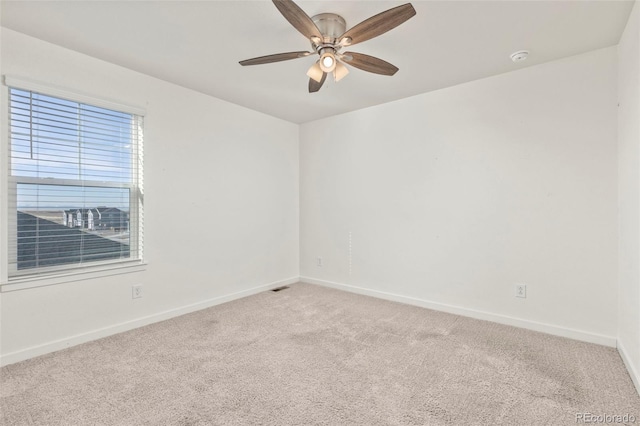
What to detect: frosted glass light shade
<box><xmin>333</xmin><ymin>61</ymin><xmax>349</xmax><ymax>82</ymax></box>
<box><xmin>306</xmin><ymin>62</ymin><xmax>324</xmax><ymax>83</ymax></box>
<box><xmin>319</xmin><ymin>51</ymin><xmax>337</xmax><ymax>73</ymax></box>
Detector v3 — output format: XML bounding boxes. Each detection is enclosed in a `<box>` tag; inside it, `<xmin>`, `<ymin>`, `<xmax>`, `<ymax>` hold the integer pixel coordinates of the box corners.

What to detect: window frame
<box><xmin>2</xmin><ymin>76</ymin><xmax>146</xmax><ymax>286</ymax></box>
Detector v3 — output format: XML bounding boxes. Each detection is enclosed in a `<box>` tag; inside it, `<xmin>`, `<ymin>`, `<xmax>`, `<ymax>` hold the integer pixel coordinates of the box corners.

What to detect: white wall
<box><xmin>300</xmin><ymin>47</ymin><xmax>619</xmax><ymax>346</ymax></box>
<box><xmin>618</xmin><ymin>1</ymin><xmax>640</xmax><ymax>393</ymax></box>
<box><xmin>0</xmin><ymin>29</ymin><xmax>299</xmax><ymax>364</ymax></box>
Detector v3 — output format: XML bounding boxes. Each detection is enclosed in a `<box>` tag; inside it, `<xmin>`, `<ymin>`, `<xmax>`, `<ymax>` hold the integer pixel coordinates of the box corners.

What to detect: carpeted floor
<box><xmin>1</xmin><ymin>282</ymin><xmax>639</xmax><ymax>425</ymax></box>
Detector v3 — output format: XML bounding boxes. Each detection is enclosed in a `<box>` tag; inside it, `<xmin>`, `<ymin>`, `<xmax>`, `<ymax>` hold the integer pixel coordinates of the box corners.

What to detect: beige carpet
<box><xmin>1</xmin><ymin>282</ymin><xmax>639</xmax><ymax>425</ymax></box>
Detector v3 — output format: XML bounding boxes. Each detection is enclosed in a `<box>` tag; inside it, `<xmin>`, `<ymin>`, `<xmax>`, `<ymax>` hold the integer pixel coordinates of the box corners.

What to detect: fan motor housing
<box><xmin>312</xmin><ymin>13</ymin><xmax>346</xmax><ymax>42</ymax></box>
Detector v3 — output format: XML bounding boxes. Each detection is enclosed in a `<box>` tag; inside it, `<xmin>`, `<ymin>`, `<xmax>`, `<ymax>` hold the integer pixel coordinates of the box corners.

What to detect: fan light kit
<box><xmin>239</xmin><ymin>0</ymin><xmax>416</xmax><ymax>93</ymax></box>
<box><xmin>319</xmin><ymin>48</ymin><xmax>337</xmax><ymax>72</ymax></box>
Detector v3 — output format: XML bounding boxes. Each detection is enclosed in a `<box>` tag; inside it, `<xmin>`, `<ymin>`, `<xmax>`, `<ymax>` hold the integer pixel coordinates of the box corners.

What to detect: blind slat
<box><xmin>11</xmin><ymin>103</ymin><xmax>136</xmax><ymax>126</ymax></box>
<box><xmin>11</xmin><ymin>133</ymin><xmax>135</xmax><ymax>154</ymax></box>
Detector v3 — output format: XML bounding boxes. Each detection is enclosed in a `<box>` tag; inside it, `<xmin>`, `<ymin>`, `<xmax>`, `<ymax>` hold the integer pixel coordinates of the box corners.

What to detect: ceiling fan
<box><xmin>239</xmin><ymin>0</ymin><xmax>416</xmax><ymax>93</ymax></box>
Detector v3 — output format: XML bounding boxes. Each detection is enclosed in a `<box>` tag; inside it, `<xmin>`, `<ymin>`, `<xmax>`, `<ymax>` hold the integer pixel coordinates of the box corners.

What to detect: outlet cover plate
<box><xmin>132</xmin><ymin>284</ymin><xmax>143</xmax><ymax>299</ymax></box>
<box><xmin>515</xmin><ymin>284</ymin><xmax>526</xmax><ymax>298</ymax></box>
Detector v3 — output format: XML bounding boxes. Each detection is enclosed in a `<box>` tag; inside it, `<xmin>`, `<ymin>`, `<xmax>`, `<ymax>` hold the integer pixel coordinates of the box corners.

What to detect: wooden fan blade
<box><xmin>341</xmin><ymin>52</ymin><xmax>399</xmax><ymax>76</ymax></box>
<box><xmin>309</xmin><ymin>72</ymin><xmax>327</xmax><ymax>93</ymax></box>
<box><xmin>273</xmin><ymin>0</ymin><xmax>323</xmax><ymax>40</ymax></box>
<box><xmin>339</xmin><ymin>3</ymin><xmax>416</xmax><ymax>47</ymax></box>
<box><xmin>239</xmin><ymin>51</ymin><xmax>311</xmax><ymax>66</ymax></box>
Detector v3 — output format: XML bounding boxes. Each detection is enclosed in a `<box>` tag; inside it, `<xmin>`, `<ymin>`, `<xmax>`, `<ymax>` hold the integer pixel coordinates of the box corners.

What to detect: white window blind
<box><xmin>8</xmin><ymin>87</ymin><xmax>144</xmax><ymax>278</ymax></box>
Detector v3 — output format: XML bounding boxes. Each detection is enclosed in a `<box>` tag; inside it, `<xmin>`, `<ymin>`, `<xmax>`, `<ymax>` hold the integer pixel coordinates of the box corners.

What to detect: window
<box><xmin>8</xmin><ymin>86</ymin><xmax>143</xmax><ymax>278</ymax></box>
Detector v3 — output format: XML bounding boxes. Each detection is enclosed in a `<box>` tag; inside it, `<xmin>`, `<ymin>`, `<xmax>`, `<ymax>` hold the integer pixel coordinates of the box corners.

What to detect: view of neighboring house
<box><xmin>62</xmin><ymin>207</ymin><xmax>129</xmax><ymax>232</ymax></box>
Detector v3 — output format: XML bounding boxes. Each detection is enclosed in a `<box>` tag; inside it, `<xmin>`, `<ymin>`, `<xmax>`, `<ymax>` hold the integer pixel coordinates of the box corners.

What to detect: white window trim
<box><xmin>0</xmin><ymin>261</ymin><xmax>147</xmax><ymax>292</ymax></box>
<box><xmin>3</xmin><ymin>75</ymin><xmax>146</xmax><ymax>116</ymax></box>
<box><xmin>1</xmin><ymin>76</ymin><xmax>146</xmax><ymax>290</ymax></box>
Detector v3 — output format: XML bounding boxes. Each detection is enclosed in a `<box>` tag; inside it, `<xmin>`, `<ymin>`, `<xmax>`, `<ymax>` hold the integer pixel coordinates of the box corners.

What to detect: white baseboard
<box><xmin>0</xmin><ymin>276</ymin><xmax>299</xmax><ymax>367</ymax></box>
<box><xmin>617</xmin><ymin>339</ymin><xmax>640</xmax><ymax>396</ymax></box>
<box><xmin>300</xmin><ymin>276</ymin><xmax>617</xmax><ymax>348</ymax></box>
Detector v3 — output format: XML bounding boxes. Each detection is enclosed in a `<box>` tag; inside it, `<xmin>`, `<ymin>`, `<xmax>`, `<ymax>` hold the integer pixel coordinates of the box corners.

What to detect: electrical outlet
<box><xmin>132</xmin><ymin>284</ymin><xmax>143</xmax><ymax>299</ymax></box>
<box><xmin>515</xmin><ymin>284</ymin><xmax>526</xmax><ymax>298</ymax></box>
<box><xmin>316</xmin><ymin>257</ymin><xmax>323</xmax><ymax>267</ymax></box>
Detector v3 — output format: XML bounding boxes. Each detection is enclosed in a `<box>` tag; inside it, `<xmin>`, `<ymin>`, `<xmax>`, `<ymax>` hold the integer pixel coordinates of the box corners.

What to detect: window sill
<box><xmin>0</xmin><ymin>261</ymin><xmax>147</xmax><ymax>292</ymax></box>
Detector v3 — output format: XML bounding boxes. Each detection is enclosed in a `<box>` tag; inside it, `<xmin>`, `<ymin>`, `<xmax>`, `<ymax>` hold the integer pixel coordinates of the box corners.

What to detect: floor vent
<box><xmin>271</xmin><ymin>286</ymin><xmax>290</xmax><ymax>292</ymax></box>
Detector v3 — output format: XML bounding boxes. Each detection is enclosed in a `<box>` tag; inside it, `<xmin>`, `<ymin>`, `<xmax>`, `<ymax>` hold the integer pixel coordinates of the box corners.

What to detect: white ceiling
<box><xmin>1</xmin><ymin>1</ymin><xmax>634</xmax><ymax>123</ymax></box>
